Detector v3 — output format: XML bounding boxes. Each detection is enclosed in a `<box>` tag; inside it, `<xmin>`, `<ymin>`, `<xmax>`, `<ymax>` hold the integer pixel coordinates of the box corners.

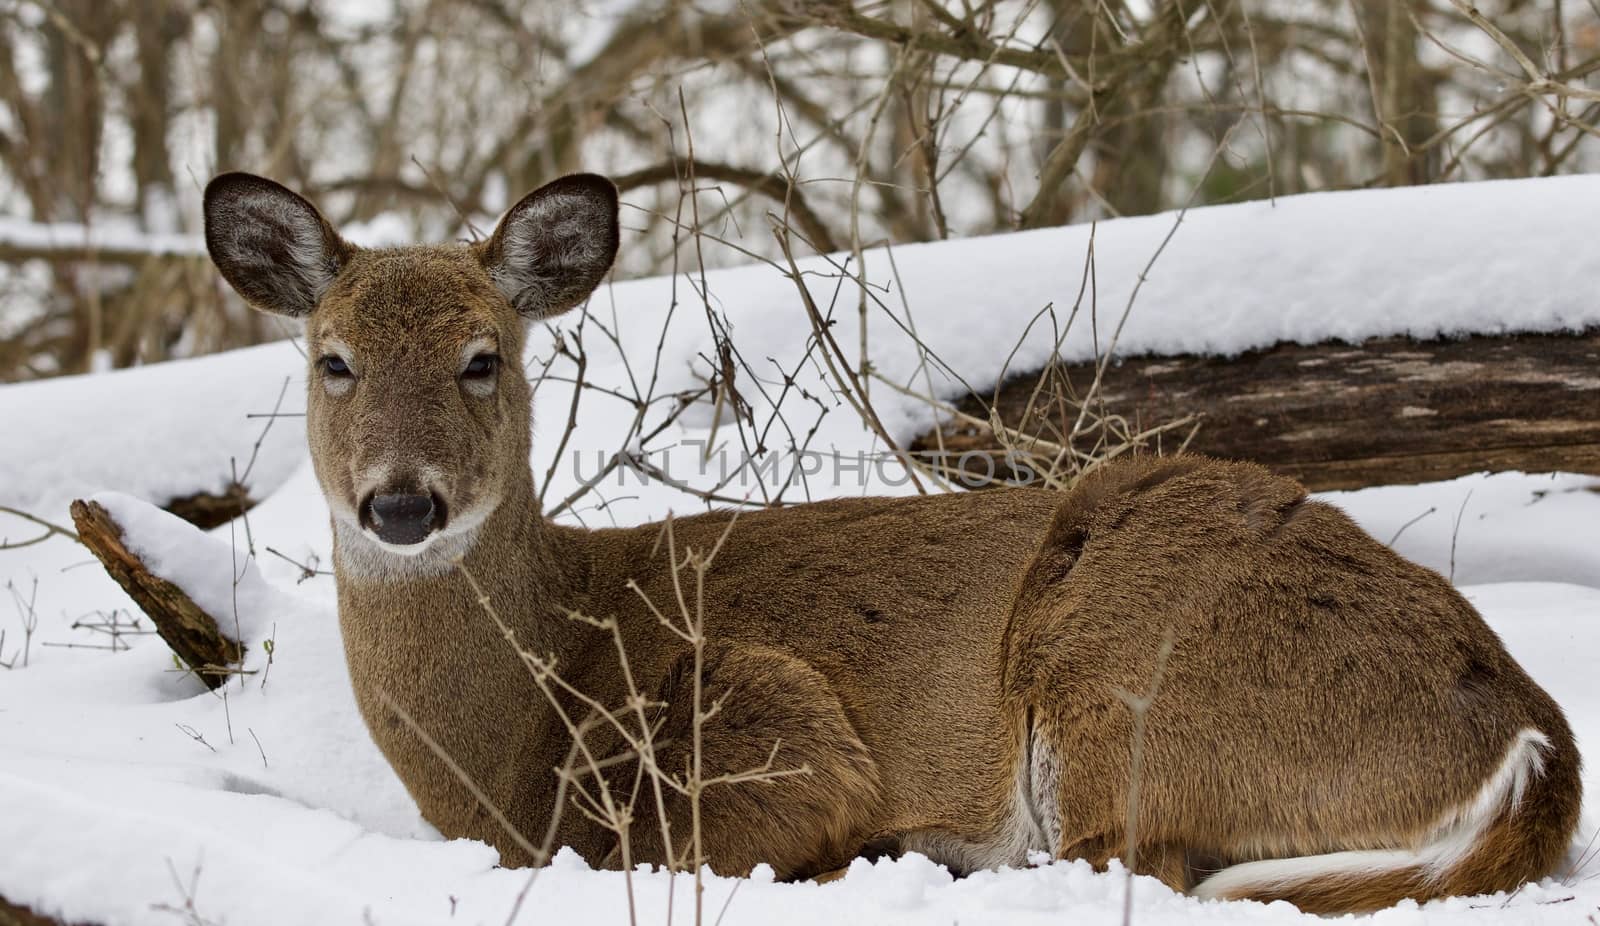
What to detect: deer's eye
<box><xmin>462</xmin><ymin>354</ymin><xmax>499</xmax><ymax>380</ymax></box>
<box><xmin>321</xmin><ymin>355</ymin><xmax>352</xmax><ymax>377</ymax></box>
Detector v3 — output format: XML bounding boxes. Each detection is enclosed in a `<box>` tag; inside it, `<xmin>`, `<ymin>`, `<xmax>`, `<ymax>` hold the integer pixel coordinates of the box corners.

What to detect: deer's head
<box><xmin>204</xmin><ymin>173</ymin><xmax>619</xmax><ymax>561</ymax></box>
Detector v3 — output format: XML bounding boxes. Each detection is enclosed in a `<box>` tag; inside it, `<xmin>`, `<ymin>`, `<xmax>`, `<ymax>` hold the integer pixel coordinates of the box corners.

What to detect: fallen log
<box><xmin>912</xmin><ymin>328</ymin><xmax>1600</xmax><ymax>492</ymax></box>
<box><xmin>162</xmin><ymin>485</ymin><xmax>256</xmax><ymax>530</ymax></box>
<box><xmin>68</xmin><ymin>499</ymin><xmax>241</xmax><ymax>689</ymax></box>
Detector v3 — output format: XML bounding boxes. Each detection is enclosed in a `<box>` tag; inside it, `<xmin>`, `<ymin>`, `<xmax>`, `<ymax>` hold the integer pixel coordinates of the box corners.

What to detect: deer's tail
<box><xmin>1192</xmin><ymin>728</ymin><xmax>1581</xmax><ymax>914</ymax></box>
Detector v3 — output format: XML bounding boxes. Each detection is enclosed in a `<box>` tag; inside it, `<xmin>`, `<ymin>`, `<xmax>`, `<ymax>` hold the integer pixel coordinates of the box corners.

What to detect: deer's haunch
<box><xmin>203</xmin><ymin>171</ymin><xmax>1580</xmax><ymax>914</ymax></box>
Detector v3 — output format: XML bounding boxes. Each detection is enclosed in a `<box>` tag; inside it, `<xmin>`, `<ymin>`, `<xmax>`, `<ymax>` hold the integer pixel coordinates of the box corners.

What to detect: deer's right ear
<box><xmin>203</xmin><ymin>172</ymin><xmax>351</xmax><ymax>318</ymax></box>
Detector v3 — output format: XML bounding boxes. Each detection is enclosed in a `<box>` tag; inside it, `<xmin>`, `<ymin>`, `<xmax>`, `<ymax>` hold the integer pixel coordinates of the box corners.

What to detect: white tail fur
<box><xmin>1193</xmin><ymin>728</ymin><xmax>1551</xmax><ymax>902</ymax></box>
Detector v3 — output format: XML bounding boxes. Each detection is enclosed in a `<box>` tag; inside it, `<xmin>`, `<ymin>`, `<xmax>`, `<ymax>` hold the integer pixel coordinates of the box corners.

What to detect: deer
<box><xmin>202</xmin><ymin>170</ymin><xmax>1581</xmax><ymax>914</ymax></box>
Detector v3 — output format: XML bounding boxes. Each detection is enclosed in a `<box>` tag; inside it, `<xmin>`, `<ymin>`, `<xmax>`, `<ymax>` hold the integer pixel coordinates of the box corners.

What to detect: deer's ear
<box><xmin>203</xmin><ymin>172</ymin><xmax>352</xmax><ymax>318</ymax></box>
<box><xmin>479</xmin><ymin>173</ymin><xmax>619</xmax><ymax>320</ymax></box>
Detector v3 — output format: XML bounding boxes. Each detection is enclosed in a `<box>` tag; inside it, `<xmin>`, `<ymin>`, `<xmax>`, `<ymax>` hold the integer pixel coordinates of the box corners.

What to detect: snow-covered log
<box><xmin>67</xmin><ymin>499</ymin><xmax>242</xmax><ymax>689</ymax></box>
<box><xmin>914</xmin><ymin>327</ymin><xmax>1600</xmax><ymax>491</ymax></box>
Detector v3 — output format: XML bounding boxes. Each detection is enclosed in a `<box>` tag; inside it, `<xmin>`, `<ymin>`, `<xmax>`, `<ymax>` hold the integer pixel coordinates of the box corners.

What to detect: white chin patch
<box><xmin>332</xmin><ymin>505</ymin><xmax>496</xmax><ymax>580</ymax></box>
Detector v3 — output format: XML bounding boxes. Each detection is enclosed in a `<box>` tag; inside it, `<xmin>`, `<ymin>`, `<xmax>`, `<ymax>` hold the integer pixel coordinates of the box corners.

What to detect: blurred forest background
<box><xmin>0</xmin><ymin>0</ymin><xmax>1596</xmax><ymax>381</ymax></box>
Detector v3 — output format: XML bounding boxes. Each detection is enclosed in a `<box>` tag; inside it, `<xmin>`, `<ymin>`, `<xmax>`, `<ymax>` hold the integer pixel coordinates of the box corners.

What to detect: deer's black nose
<box><xmin>362</xmin><ymin>492</ymin><xmax>444</xmax><ymax>545</ymax></box>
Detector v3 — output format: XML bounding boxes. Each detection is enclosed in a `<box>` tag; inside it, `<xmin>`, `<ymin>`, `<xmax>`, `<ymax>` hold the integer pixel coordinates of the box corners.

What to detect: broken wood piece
<box><xmin>912</xmin><ymin>327</ymin><xmax>1600</xmax><ymax>492</ymax></box>
<box><xmin>68</xmin><ymin>499</ymin><xmax>243</xmax><ymax>690</ymax></box>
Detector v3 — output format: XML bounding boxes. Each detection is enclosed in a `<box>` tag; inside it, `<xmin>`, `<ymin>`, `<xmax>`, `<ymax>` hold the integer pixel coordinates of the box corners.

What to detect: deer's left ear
<box><xmin>478</xmin><ymin>174</ymin><xmax>620</xmax><ymax>320</ymax></box>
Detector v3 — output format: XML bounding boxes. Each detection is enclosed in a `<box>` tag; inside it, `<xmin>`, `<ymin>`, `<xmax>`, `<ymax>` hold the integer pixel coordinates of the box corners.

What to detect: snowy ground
<box><xmin>2</xmin><ymin>178</ymin><xmax>1599</xmax><ymax>924</ymax></box>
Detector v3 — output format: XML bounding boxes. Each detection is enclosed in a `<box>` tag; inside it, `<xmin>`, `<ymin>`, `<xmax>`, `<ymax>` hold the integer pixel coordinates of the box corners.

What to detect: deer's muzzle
<box><xmin>362</xmin><ymin>491</ymin><xmax>446</xmax><ymax>546</ymax></box>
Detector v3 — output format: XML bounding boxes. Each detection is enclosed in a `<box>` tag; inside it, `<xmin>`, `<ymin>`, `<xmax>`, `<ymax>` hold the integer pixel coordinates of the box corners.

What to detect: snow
<box><xmin>0</xmin><ymin>340</ymin><xmax>306</xmax><ymax>517</ymax></box>
<box><xmin>0</xmin><ymin>211</ymin><xmax>416</xmax><ymax>260</ymax></box>
<box><xmin>2</xmin><ymin>178</ymin><xmax>1599</xmax><ymax>925</ymax></box>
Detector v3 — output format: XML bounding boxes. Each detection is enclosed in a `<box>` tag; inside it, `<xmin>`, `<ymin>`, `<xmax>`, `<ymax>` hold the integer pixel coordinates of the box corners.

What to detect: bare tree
<box><xmin>0</xmin><ymin>0</ymin><xmax>1595</xmax><ymax>380</ymax></box>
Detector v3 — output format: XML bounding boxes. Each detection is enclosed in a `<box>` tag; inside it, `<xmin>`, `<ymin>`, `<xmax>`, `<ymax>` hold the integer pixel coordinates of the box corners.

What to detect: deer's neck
<box><xmin>332</xmin><ymin>470</ymin><xmax>607</xmax><ymax>861</ymax></box>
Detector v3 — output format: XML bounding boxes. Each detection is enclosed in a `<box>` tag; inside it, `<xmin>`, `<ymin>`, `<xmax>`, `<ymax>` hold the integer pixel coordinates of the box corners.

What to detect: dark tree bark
<box><xmin>913</xmin><ymin>328</ymin><xmax>1600</xmax><ymax>491</ymax></box>
<box><xmin>129</xmin><ymin>3</ymin><xmax>186</xmax><ymax>221</ymax></box>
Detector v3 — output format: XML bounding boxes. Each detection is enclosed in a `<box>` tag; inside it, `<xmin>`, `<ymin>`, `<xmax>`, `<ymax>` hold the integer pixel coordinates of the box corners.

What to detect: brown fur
<box><xmin>1005</xmin><ymin>458</ymin><xmax>1581</xmax><ymax>911</ymax></box>
<box><xmin>203</xmin><ymin>172</ymin><xmax>1582</xmax><ymax>913</ymax></box>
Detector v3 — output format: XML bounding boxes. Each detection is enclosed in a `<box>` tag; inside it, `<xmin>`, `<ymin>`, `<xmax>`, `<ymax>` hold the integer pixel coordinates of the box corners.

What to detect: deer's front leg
<box><xmin>604</xmin><ymin>641</ymin><xmax>885</xmax><ymax>880</ymax></box>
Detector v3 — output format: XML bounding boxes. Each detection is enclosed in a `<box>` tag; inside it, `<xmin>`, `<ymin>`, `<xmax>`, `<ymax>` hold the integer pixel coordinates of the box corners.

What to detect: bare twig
<box><xmin>1115</xmin><ymin>628</ymin><xmax>1176</xmax><ymax>926</ymax></box>
<box><xmin>0</xmin><ymin>506</ymin><xmax>80</xmax><ymax>551</ymax></box>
